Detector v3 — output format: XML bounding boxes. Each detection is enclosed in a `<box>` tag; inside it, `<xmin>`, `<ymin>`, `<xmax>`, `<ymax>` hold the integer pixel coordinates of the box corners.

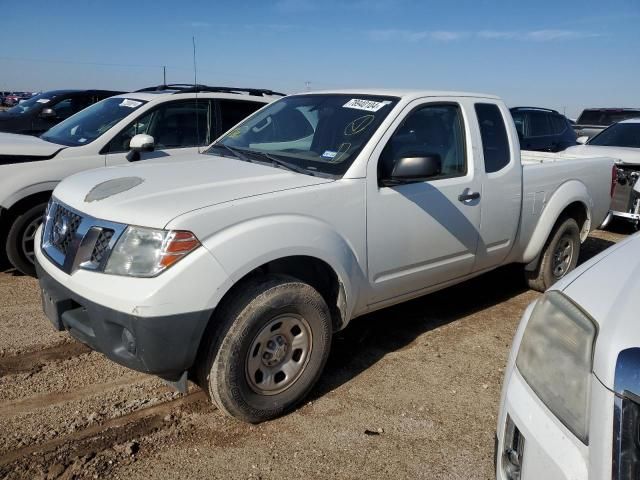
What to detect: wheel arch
<box><xmin>522</xmin><ymin>181</ymin><xmax>591</xmax><ymax>267</ymax></box>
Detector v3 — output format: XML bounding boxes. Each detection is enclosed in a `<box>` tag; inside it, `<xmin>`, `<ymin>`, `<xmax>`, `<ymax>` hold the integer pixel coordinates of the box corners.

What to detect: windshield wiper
<box><xmin>244</xmin><ymin>150</ymin><xmax>316</xmax><ymax>176</ymax></box>
<box><xmin>210</xmin><ymin>144</ymin><xmax>252</xmax><ymax>162</ymax></box>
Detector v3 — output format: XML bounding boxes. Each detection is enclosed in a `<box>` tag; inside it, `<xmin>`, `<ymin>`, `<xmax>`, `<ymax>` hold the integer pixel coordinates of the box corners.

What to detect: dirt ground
<box><xmin>0</xmin><ymin>227</ymin><xmax>629</xmax><ymax>479</ymax></box>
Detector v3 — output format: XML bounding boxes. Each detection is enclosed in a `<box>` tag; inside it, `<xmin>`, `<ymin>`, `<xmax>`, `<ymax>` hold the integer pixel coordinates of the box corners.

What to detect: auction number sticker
<box><xmin>343</xmin><ymin>99</ymin><xmax>391</xmax><ymax>112</ymax></box>
<box><xmin>36</xmin><ymin>99</ymin><xmax>50</xmax><ymax>104</ymax></box>
<box><xmin>119</xmin><ymin>99</ymin><xmax>143</xmax><ymax>108</ymax></box>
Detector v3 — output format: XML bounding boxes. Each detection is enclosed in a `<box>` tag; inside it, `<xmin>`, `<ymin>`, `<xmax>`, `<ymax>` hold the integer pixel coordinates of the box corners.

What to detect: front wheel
<box><xmin>198</xmin><ymin>275</ymin><xmax>332</xmax><ymax>423</ymax></box>
<box><xmin>6</xmin><ymin>203</ymin><xmax>47</xmax><ymax>277</ymax></box>
<box><xmin>525</xmin><ymin>217</ymin><xmax>580</xmax><ymax>292</ymax></box>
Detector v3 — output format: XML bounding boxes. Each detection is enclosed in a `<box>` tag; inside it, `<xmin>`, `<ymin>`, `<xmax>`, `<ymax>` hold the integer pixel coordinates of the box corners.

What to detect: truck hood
<box><xmin>564</xmin><ymin>145</ymin><xmax>640</xmax><ymax>165</ymax></box>
<box><xmin>54</xmin><ymin>154</ymin><xmax>333</xmax><ymax>228</ymax></box>
<box><xmin>558</xmin><ymin>233</ymin><xmax>640</xmax><ymax>392</ymax></box>
<box><xmin>0</xmin><ymin>132</ymin><xmax>66</xmax><ymax>158</ymax></box>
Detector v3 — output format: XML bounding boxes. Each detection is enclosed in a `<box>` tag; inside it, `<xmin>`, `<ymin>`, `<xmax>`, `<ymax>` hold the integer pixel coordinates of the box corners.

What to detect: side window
<box><xmin>528</xmin><ymin>111</ymin><xmax>552</xmax><ymax>137</ymax></box>
<box><xmin>218</xmin><ymin>100</ymin><xmax>263</xmax><ymax>134</ymax></box>
<box><xmin>149</xmin><ymin>100</ymin><xmax>210</xmax><ymax>149</ymax></box>
<box><xmin>106</xmin><ymin>100</ymin><xmax>210</xmax><ymax>153</ymax></box>
<box><xmin>106</xmin><ymin>109</ymin><xmax>155</xmax><ymax>153</ymax></box>
<box><xmin>550</xmin><ymin>115</ymin><xmax>567</xmax><ymax>134</ymax></box>
<box><xmin>380</xmin><ymin>103</ymin><xmax>466</xmax><ymax>181</ymax></box>
<box><xmin>475</xmin><ymin>103</ymin><xmax>511</xmax><ymax>174</ymax></box>
<box><xmin>511</xmin><ymin>111</ymin><xmax>526</xmax><ymax>138</ymax></box>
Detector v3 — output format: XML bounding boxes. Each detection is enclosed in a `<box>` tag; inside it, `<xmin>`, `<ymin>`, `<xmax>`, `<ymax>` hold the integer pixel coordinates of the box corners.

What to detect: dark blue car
<box><xmin>510</xmin><ymin>107</ymin><xmax>577</xmax><ymax>152</ymax></box>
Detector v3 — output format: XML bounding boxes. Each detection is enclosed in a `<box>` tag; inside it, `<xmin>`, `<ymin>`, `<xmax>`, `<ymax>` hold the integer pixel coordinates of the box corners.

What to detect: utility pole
<box><xmin>163</xmin><ymin>66</ymin><xmax>167</xmax><ymax>86</ymax></box>
<box><xmin>305</xmin><ymin>81</ymin><xmax>311</xmax><ymax>91</ymax></box>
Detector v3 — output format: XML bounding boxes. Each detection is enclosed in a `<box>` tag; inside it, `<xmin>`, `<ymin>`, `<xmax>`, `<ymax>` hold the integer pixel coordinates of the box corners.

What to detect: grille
<box><xmin>90</xmin><ymin>229</ymin><xmax>114</xmax><ymax>265</ymax></box>
<box><xmin>50</xmin><ymin>205</ymin><xmax>82</xmax><ymax>255</ymax></box>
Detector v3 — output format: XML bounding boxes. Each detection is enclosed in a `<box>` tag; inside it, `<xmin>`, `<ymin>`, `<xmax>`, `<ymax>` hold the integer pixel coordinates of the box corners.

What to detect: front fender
<box><xmin>521</xmin><ymin>180</ymin><xmax>592</xmax><ymax>264</ymax></box>
<box><xmin>199</xmin><ymin>214</ymin><xmax>365</xmax><ymax>325</ymax></box>
<box><xmin>1</xmin><ymin>180</ymin><xmax>58</xmax><ymax>210</ymax></box>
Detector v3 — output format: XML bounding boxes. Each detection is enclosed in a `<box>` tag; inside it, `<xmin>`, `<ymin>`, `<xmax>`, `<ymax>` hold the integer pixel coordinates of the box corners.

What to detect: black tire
<box><xmin>525</xmin><ymin>217</ymin><xmax>580</xmax><ymax>292</ymax></box>
<box><xmin>198</xmin><ymin>274</ymin><xmax>332</xmax><ymax>423</ymax></box>
<box><xmin>6</xmin><ymin>203</ymin><xmax>47</xmax><ymax>277</ymax></box>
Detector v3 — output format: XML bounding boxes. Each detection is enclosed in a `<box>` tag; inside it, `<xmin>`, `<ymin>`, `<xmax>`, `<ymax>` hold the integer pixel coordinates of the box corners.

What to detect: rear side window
<box><xmin>219</xmin><ymin>100</ymin><xmax>264</xmax><ymax>133</ymax></box>
<box><xmin>550</xmin><ymin>114</ymin><xmax>567</xmax><ymax>134</ymax></box>
<box><xmin>528</xmin><ymin>111</ymin><xmax>552</xmax><ymax>136</ymax></box>
<box><xmin>475</xmin><ymin>103</ymin><xmax>510</xmax><ymax>173</ymax></box>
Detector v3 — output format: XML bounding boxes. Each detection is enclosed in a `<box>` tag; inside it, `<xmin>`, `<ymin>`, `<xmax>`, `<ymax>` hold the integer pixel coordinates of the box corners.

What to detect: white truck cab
<box><xmin>0</xmin><ymin>84</ymin><xmax>281</xmax><ymax>275</ymax></box>
<box><xmin>35</xmin><ymin>89</ymin><xmax>616</xmax><ymax>423</ymax></box>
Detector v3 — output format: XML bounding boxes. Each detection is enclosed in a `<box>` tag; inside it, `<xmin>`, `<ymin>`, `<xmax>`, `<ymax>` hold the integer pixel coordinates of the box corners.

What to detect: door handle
<box><xmin>458</xmin><ymin>191</ymin><xmax>480</xmax><ymax>202</ymax></box>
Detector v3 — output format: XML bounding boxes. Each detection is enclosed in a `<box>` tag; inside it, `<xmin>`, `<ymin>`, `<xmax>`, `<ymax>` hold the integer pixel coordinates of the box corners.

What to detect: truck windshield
<box><xmin>41</xmin><ymin>97</ymin><xmax>147</xmax><ymax>147</ymax></box>
<box><xmin>6</xmin><ymin>92</ymin><xmax>56</xmax><ymax>115</ymax></box>
<box><xmin>588</xmin><ymin>123</ymin><xmax>640</xmax><ymax>148</ymax></box>
<box><xmin>209</xmin><ymin>94</ymin><xmax>399</xmax><ymax>177</ymax></box>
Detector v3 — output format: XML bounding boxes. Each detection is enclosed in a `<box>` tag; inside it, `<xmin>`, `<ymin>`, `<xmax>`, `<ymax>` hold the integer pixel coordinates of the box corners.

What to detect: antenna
<box><xmin>192</xmin><ymin>36</ymin><xmax>201</xmax><ymax>152</ymax></box>
<box><xmin>163</xmin><ymin>65</ymin><xmax>166</xmax><ymax>85</ymax></box>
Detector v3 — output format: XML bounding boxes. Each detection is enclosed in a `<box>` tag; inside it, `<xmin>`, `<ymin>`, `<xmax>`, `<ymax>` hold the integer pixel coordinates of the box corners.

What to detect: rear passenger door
<box><xmin>473</xmin><ymin>102</ymin><xmax>521</xmax><ymax>271</ymax></box>
<box><xmin>104</xmin><ymin>99</ymin><xmax>211</xmax><ymax>166</ymax></box>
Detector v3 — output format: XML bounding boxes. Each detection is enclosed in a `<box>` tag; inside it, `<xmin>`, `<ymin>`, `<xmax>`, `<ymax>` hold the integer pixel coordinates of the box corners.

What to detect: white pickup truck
<box><xmin>35</xmin><ymin>90</ymin><xmax>616</xmax><ymax>423</ymax></box>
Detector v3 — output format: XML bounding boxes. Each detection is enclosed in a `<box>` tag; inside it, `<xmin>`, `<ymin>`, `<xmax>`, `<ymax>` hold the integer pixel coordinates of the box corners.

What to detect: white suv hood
<box><xmin>564</xmin><ymin>144</ymin><xmax>640</xmax><ymax>165</ymax></box>
<box><xmin>54</xmin><ymin>154</ymin><xmax>333</xmax><ymax>228</ymax></box>
<box><xmin>0</xmin><ymin>132</ymin><xmax>66</xmax><ymax>157</ymax></box>
<box><xmin>559</xmin><ymin>233</ymin><xmax>640</xmax><ymax>391</ymax></box>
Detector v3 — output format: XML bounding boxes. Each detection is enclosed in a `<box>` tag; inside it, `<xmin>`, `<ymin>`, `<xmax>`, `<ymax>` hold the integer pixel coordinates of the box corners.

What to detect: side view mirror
<box><xmin>126</xmin><ymin>134</ymin><xmax>155</xmax><ymax>161</ymax></box>
<box><xmin>39</xmin><ymin>108</ymin><xmax>56</xmax><ymax>119</ymax></box>
<box><xmin>385</xmin><ymin>153</ymin><xmax>442</xmax><ymax>185</ymax></box>
<box><xmin>576</xmin><ymin>136</ymin><xmax>589</xmax><ymax>145</ymax></box>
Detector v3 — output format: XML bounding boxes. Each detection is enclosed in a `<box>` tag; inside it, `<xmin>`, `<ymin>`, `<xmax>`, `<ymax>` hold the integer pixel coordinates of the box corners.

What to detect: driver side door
<box><xmin>365</xmin><ymin>99</ymin><xmax>481</xmax><ymax>305</ymax></box>
<box><xmin>104</xmin><ymin>99</ymin><xmax>212</xmax><ymax>166</ymax></box>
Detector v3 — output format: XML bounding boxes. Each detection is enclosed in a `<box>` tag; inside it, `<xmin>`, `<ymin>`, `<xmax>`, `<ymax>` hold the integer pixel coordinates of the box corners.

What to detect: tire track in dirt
<box><xmin>0</xmin><ymin>341</ymin><xmax>90</xmax><ymax>377</ymax></box>
<box><xmin>0</xmin><ymin>373</ymin><xmax>146</xmax><ymax>418</ymax></box>
<box><xmin>0</xmin><ymin>390</ymin><xmax>208</xmax><ymax>469</ymax></box>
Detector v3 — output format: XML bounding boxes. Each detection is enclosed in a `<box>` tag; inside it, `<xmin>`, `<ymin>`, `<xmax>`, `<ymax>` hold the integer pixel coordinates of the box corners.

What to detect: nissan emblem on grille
<box><xmin>52</xmin><ymin>214</ymin><xmax>70</xmax><ymax>249</ymax></box>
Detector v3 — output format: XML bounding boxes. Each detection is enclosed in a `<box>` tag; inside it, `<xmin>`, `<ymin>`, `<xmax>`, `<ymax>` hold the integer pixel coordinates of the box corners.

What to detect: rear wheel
<box><xmin>6</xmin><ymin>203</ymin><xmax>47</xmax><ymax>276</ymax></box>
<box><xmin>198</xmin><ymin>275</ymin><xmax>332</xmax><ymax>423</ymax></box>
<box><xmin>525</xmin><ymin>217</ymin><xmax>580</xmax><ymax>292</ymax></box>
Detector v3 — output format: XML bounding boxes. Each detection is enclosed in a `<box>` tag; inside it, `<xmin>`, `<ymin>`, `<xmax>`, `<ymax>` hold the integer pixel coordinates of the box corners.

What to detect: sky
<box><xmin>0</xmin><ymin>0</ymin><xmax>638</xmax><ymax>117</ymax></box>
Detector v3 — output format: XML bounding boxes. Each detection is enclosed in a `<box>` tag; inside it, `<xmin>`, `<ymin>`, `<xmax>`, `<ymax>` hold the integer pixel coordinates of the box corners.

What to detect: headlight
<box><xmin>104</xmin><ymin>226</ymin><xmax>200</xmax><ymax>277</ymax></box>
<box><xmin>516</xmin><ymin>291</ymin><xmax>597</xmax><ymax>444</ymax></box>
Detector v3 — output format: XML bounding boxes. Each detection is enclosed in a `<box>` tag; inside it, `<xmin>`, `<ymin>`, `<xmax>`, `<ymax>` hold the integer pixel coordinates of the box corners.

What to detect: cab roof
<box><xmin>299</xmin><ymin>88</ymin><xmax>500</xmax><ymax>101</ymax></box>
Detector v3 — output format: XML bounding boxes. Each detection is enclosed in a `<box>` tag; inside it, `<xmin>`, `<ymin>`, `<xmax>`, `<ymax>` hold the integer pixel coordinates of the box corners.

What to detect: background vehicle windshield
<box><xmin>577</xmin><ymin>109</ymin><xmax>640</xmax><ymax>126</ymax></box>
<box><xmin>210</xmin><ymin>94</ymin><xmax>399</xmax><ymax>177</ymax></box>
<box><xmin>589</xmin><ymin>122</ymin><xmax>640</xmax><ymax>148</ymax></box>
<box><xmin>6</xmin><ymin>92</ymin><xmax>55</xmax><ymax>115</ymax></box>
<box><xmin>41</xmin><ymin>97</ymin><xmax>147</xmax><ymax>147</ymax></box>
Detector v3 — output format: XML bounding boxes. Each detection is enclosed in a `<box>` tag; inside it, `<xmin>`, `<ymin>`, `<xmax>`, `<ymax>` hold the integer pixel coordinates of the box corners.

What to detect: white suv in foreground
<box><xmin>0</xmin><ymin>84</ymin><xmax>281</xmax><ymax>275</ymax></box>
<box><xmin>497</xmin><ymin>233</ymin><xmax>640</xmax><ymax>479</ymax></box>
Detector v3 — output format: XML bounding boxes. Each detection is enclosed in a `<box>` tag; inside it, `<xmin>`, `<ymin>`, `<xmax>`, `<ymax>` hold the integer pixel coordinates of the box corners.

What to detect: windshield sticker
<box><xmin>331</xmin><ymin>143</ymin><xmax>351</xmax><ymax>163</ymax></box>
<box><xmin>344</xmin><ymin>115</ymin><xmax>375</xmax><ymax>136</ymax></box>
<box><xmin>36</xmin><ymin>99</ymin><xmax>50</xmax><ymax>104</ymax></box>
<box><xmin>227</xmin><ymin>128</ymin><xmax>243</xmax><ymax>138</ymax></box>
<box><xmin>119</xmin><ymin>99</ymin><xmax>143</xmax><ymax>108</ymax></box>
<box><xmin>321</xmin><ymin>150</ymin><xmax>337</xmax><ymax>159</ymax></box>
<box><xmin>343</xmin><ymin>99</ymin><xmax>391</xmax><ymax>112</ymax></box>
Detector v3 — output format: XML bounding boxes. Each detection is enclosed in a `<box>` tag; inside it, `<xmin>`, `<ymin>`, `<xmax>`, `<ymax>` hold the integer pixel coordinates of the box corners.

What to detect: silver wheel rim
<box><xmin>21</xmin><ymin>216</ymin><xmax>43</xmax><ymax>265</ymax></box>
<box><xmin>552</xmin><ymin>235</ymin><xmax>574</xmax><ymax>278</ymax></box>
<box><xmin>245</xmin><ymin>314</ymin><xmax>313</xmax><ymax>396</ymax></box>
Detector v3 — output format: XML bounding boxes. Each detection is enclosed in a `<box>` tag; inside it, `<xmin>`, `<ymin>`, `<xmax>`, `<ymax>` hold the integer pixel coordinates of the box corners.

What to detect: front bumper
<box><xmin>37</xmin><ymin>261</ymin><xmax>213</xmax><ymax>380</ymax></box>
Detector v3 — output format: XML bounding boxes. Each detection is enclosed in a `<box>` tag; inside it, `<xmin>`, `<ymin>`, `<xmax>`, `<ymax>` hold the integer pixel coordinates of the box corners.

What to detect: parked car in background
<box><xmin>0</xmin><ymin>84</ymin><xmax>282</xmax><ymax>275</ymax></box>
<box><xmin>574</xmin><ymin>108</ymin><xmax>640</xmax><ymax>139</ymax></box>
<box><xmin>3</xmin><ymin>93</ymin><xmax>23</xmax><ymax>107</ymax></box>
<box><xmin>510</xmin><ymin>107</ymin><xmax>576</xmax><ymax>152</ymax></box>
<box><xmin>496</xmin><ymin>231</ymin><xmax>640</xmax><ymax>480</ymax></box>
<box><xmin>0</xmin><ymin>89</ymin><xmax>123</xmax><ymax>136</ymax></box>
<box><xmin>565</xmin><ymin>118</ymin><xmax>640</xmax><ymax>228</ymax></box>
<box><xmin>35</xmin><ymin>90</ymin><xmax>615</xmax><ymax>423</ymax></box>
